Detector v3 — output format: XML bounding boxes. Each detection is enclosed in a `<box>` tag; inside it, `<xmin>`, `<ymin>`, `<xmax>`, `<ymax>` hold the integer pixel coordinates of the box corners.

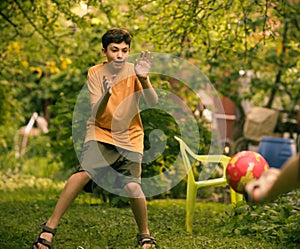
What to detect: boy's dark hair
<box><xmin>102</xmin><ymin>28</ymin><xmax>132</xmax><ymax>50</ymax></box>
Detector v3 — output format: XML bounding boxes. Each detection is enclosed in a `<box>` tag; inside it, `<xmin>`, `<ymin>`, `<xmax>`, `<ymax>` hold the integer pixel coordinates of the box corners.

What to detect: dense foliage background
<box><xmin>1</xmin><ymin>1</ymin><xmax>299</xmax><ymax>247</ymax></box>
<box><xmin>0</xmin><ymin>0</ymin><xmax>299</xmax><ymax>196</ymax></box>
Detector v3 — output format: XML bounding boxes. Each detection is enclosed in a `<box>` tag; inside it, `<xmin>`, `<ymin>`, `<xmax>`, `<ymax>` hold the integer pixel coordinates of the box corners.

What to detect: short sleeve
<box><xmin>87</xmin><ymin>65</ymin><xmax>104</xmax><ymax>109</ymax></box>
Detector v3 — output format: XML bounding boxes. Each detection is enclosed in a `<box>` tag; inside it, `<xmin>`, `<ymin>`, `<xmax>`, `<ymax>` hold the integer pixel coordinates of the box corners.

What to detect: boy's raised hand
<box><xmin>134</xmin><ymin>51</ymin><xmax>153</xmax><ymax>79</ymax></box>
<box><xmin>103</xmin><ymin>75</ymin><xmax>116</xmax><ymax>95</ymax></box>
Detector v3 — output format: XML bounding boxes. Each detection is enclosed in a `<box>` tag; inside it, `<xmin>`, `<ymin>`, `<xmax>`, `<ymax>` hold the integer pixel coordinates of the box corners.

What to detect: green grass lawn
<box><xmin>1</xmin><ymin>184</ymin><xmax>299</xmax><ymax>249</ymax></box>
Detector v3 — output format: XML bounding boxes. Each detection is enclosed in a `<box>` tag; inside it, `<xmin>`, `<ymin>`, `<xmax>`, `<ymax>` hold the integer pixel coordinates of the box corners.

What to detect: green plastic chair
<box><xmin>175</xmin><ymin>136</ymin><xmax>243</xmax><ymax>232</ymax></box>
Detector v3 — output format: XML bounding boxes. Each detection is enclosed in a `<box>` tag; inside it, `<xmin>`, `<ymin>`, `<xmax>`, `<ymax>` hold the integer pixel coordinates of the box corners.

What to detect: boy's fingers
<box><xmin>103</xmin><ymin>75</ymin><xmax>112</xmax><ymax>94</ymax></box>
<box><xmin>145</xmin><ymin>51</ymin><xmax>153</xmax><ymax>64</ymax></box>
<box><xmin>145</xmin><ymin>51</ymin><xmax>151</xmax><ymax>61</ymax></box>
<box><xmin>245</xmin><ymin>168</ymin><xmax>280</xmax><ymax>203</ymax></box>
<box><xmin>139</xmin><ymin>50</ymin><xmax>152</xmax><ymax>61</ymax></box>
<box><xmin>144</xmin><ymin>50</ymin><xmax>149</xmax><ymax>58</ymax></box>
<box><xmin>140</xmin><ymin>51</ymin><xmax>145</xmax><ymax>60</ymax></box>
<box><xmin>103</xmin><ymin>76</ymin><xmax>107</xmax><ymax>91</ymax></box>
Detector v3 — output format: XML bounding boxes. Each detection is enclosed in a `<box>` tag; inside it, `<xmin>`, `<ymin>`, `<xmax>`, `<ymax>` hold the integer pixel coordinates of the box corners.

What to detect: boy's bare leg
<box><xmin>36</xmin><ymin>171</ymin><xmax>90</xmax><ymax>249</ymax></box>
<box><xmin>130</xmin><ymin>197</ymin><xmax>149</xmax><ymax>235</ymax></box>
<box><xmin>125</xmin><ymin>182</ymin><xmax>155</xmax><ymax>248</ymax></box>
<box><xmin>125</xmin><ymin>182</ymin><xmax>149</xmax><ymax>234</ymax></box>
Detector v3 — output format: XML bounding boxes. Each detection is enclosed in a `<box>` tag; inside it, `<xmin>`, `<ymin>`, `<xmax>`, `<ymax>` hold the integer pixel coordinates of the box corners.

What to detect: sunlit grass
<box><xmin>1</xmin><ymin>173</ymin><xmax>298</xmax><ymax>249</ymax></box>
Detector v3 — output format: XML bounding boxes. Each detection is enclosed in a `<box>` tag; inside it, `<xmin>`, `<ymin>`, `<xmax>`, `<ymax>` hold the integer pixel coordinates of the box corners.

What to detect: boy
<box><xmin>33</xmin><ymin>28</ymin><xmax>158</xmax><ymax>249</ymax></box>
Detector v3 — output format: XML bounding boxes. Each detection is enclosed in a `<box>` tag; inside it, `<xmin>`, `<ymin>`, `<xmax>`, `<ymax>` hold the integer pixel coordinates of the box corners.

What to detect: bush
<box><xmin>220</xmin><ymin>189</ymin><xmax>300</xmax><ymax>245</ymax></box>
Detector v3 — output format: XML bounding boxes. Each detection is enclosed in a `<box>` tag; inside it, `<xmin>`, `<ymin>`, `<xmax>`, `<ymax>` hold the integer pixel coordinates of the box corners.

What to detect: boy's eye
<box><xmin>110</xmin><ymin>48</ymin><xmax>129</xmax><ymax>53</ymax></box>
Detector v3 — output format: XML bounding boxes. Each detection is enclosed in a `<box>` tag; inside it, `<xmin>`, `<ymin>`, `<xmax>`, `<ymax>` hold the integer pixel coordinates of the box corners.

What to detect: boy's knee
<box><xmin>71</xmin><ymin>170</ymin><xmax>91</xmax><ymax>184</ymax></box>
<box><xmin>124</xmin><ymin>182</ymin><xmax>144</xmax><ymax>198</ymax></box>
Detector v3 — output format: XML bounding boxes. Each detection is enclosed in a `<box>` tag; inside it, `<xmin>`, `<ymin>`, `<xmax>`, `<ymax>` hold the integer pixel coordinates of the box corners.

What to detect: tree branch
<box><xmin>266</xmin><ymin>9</ymin><xmax>288</xmax><ymax>108</ymax></box>
<box><xmin>0</xmin><ymin>10</ymin><xmax>18</xmax><ymax>28</ymax></box>
<box><xmin>14</xmin><ymin>0</ymin><xmax>58</xmax><ymax>49</ymax></box>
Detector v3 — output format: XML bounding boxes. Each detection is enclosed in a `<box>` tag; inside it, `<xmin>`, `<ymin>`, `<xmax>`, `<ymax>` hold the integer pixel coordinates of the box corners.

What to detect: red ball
<box><xmin>226</xmin><ymin>151</ymin><xmax>270</xmax><ymax>194</ymax></box>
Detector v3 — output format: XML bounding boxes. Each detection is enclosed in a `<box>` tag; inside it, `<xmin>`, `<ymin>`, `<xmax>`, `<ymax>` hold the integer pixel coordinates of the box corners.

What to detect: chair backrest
<box><xmin>175</xmin><ymin>136</ymin><xmax>231</xmax><ymax>182</ymax></box>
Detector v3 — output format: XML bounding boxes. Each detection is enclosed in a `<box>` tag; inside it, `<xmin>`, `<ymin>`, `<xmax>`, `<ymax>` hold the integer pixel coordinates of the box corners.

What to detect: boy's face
<box><xmin>102</xmin><ymin>42</ymin><xmax>130</xmax><ymax>71</ymax></box>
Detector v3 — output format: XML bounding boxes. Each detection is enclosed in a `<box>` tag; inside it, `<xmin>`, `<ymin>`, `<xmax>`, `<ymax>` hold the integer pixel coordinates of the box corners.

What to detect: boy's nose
<box><xmin>117</xmin><ymin>51</ymin><xmax>123</xmax><ymax>59</ymax></box>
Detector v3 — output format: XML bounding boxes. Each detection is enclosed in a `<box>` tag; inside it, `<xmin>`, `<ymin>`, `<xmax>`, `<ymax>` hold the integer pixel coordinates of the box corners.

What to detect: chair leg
<box><xmin>230</xmin><ymin>188</ymin><xmax>243</xmax><ymax>204</ymax></box>
<box><xmin>186</xmin><ymin>182</ymin><xmax>197</xmax><ymax>233</ymax></box>
<box><xmin>236</xmin><ymin>192</ymin><xmax>244</xmax><ymax>202</ymax></box>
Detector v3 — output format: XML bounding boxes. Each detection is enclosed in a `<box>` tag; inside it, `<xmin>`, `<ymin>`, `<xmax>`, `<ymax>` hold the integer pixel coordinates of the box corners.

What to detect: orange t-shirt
<box><xmin>84</xmin><ymin>62</ymin><xmax>144</xmax><ymax>154</ymax></box>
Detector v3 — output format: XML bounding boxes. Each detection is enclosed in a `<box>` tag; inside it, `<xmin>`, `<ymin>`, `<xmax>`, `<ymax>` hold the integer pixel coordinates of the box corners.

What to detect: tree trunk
<box><xmin>266</xmin><ymin>13</ymin><xmax>288</xmax><ymax>108</ymax></box>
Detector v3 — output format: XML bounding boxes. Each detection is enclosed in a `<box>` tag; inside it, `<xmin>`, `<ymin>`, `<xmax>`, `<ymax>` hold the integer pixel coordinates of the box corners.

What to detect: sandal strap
<box><xmin>41</xmin><ymin>222</ymin><xmax>57</xmax><ymax>236</ymax></box>
<box><xmin>33</xmin><ymin>222</ymin><xmax>57</xmax><ymax>249</ymax></box>
<box><xmin>36</xmin><ymin>237</ymin><xmax>52</xmax><ymax>248</ymax></box>
<box><xmin>137</xmin><ymin>234</ymin><xmax>157</xmax><ymax>247</ymax></box>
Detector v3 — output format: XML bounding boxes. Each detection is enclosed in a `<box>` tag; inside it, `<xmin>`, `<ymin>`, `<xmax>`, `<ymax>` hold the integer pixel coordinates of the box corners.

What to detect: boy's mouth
<box><xmin>113</xmin><ymin>60</ymin><xmax>124</xmax><ymax>66</ymax></box>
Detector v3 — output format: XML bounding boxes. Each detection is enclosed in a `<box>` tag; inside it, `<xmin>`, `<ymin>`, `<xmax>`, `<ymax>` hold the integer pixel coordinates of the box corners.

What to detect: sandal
<box><xmin>33</xmin><ymin>222</ymin><xmax>57</xmax><ymax>249</ymax></box>
<box><xmin>137</xmin><ymin>234</ymin><xmax>157</xmax><ymax>248</ymax></box>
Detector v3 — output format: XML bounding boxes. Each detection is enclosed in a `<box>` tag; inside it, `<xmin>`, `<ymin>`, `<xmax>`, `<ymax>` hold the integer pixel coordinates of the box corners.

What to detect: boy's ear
<box><xmin>102</xmin><ymin>48</ymin><xmax>107</xmax><ymax>56</ymax></box>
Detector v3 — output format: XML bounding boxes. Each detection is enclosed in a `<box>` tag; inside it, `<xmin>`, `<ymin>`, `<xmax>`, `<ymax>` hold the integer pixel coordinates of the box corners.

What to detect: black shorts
<box><xmin>77</xmin><ymin>141</ymin><xmax>142</xmax><ymax>190</ymax></box>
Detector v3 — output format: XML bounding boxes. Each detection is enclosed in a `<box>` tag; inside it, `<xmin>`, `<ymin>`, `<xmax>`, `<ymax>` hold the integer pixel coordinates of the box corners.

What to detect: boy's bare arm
<box><xmin>245</xmin><ymin>154</ymin><xmax>300</xmax><ymax>203</ymax></box>
<box><xmin>138</xmin><ymin>76</ymin><xmax>158</xmax><ymax>106</ymax></box>
<box><xmin>266</xmin><ymin>154</ymin><xmax>300</xmax><ymax>201</ymax></box>
<box><xmin>135</xmin><ymin>51</ymin><xmax>158</xmax><ymax>106</ymax></box>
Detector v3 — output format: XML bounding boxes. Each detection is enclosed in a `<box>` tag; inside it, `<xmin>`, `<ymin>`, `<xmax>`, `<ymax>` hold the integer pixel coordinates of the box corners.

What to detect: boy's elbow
<box><xmin>148</xmin><ymin>99</ymin><xmax>158</xmax><ymax>107</ymax></box>
<box><xmin>143</xmin><ymin>90</ymin><xmax>158</xmax><ymax>106</ymax></box>
<box><xmin>148</xmin><ymin>95</ymin><xmax>158</xmax><ymax>106</ymax></box>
